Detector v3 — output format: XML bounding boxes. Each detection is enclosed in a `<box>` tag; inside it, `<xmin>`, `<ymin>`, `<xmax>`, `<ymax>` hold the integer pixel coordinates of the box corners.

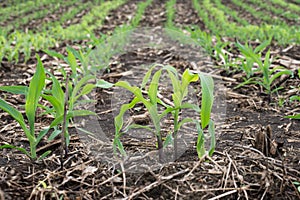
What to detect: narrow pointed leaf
<box><xmin>0</xmin><ymin>86</ymin><xmax>28</xmax><ymax>95</ymax></box>
<box><xmin>148</xmin><ymin>69</ymin><xmax>162</xmax><ymax>104</ymax></box>
<box><xmin>199</xmin><ymin>73</ymin><xmax>214</xmax><ymax>129</ymax></box>
<box><xmin>0</xmin><ymin>99</ymin><xmax>32</xmax><ymax>141</ymax></box>
<box><xmin>208</xmin><ymin>120</ymin><xmax>215</xmax><ymax>156</ymax></box>
<box><xmin>25</xmin><ymin>55</ymin><xmax>45</xmax><ymax>135</ymax></box>
<box><xmin>96</xmin><ymin>79</ymin><xmax>114</xmax><ymax>89</ymax></box>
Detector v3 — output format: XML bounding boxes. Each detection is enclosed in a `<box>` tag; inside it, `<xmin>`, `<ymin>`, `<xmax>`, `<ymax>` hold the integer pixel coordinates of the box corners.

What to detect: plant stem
<box><xmin>156</xmin><ymin>132</ymin><xmax>164</xmax><ymax>162</ymax></box>
<box><xmin>61</xmin><ymin>75</ymin><xmax>69</xmax><ymax>169</ymax></box>
<box><xmin>173</xmin><ymin>111</ymin><xmax>179</xmax><ymax>160</ymax></box>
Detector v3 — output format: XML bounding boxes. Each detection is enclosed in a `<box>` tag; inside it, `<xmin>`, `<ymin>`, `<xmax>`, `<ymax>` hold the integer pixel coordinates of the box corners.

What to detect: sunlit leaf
<box><xmin>199</xmin><ymin>73</ymin><xmax>214</xmax><ymax>129</ymax></box>
<box><xmin>0</xmin><ymin>85</ymin><xmax>28</xmax><ymax>95</ymax></box>
<box><xmin>25</xmin><ymin>55</ymin><xmax>45</xmax><ymax>135</ymax></box>
<box><xmin>96</xmin><ymin>79</ymin><xmax>114</xmax><ymax>89</ymax></box>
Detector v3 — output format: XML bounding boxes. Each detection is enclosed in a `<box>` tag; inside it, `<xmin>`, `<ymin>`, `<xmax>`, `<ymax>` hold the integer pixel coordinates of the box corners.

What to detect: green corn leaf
<box><xmin>148</xmin><ymin>69</ymin><xmax>162</xmax><ymax>105</ymax></box>
<box><xmin>163</xmin><ymin>133</ymin><xmax>173</xmax><ymax>148</ymax></box>
<box><xmin>72</xmin><ymin>75</ymin><xmax>95</xmax><ymax>97</ymax></box>
<box><xmin>181</xmin><ymin>69</ymin><xmax>198</xmax><ymax>97</ymax></box>
<box><xmin>38</xmin><ymin>150</ymin><xmax>51</xmax><ymax>161</ymax></box>
<box><xmin>270</xmin><ymin>86</ymin><xmax>284</xmax><ymax>94</ymax></box>
<box><xmin>208</xmin><ymin>120</ymin><xmax>215</xmax><ymax>156</ymax></box>
<box><xmin>163</xmin><ymin>65</ymin><xmax>178</xmax><ymax>76</ymax></box>
<box><xmin>39</xmin><ymin>106</ymin><xmax>55</xmax><ymax>117</ymax></box>
<box><xmin>199</xmin><ymin>73</ymin><xmax>214</xmax><ymax>129</ymax></box>
<box><xmin>44</xmin><ymin>49</ymin><xmax>65</xmax><ymax>60</ymax></box>
<box><xmin>285</xmin><ymin>114</ymin><xmax>300</xmax><ymax>119</ymax></box>
<box><xmin>76</xmin><ymin>127</ymin><xmax>95</xmax><ymax>136</ymax></box>
<box><xmin>67</xmin><ymin>49</ymin><xmax>78</xmax><ymax>76</ymax></box>
<box><xmin>290</xmin><ymin>96</ymin><xmax>300</xmax><ymax>101</ymax></box>
<box><xmin>181</xmin><ymin>102</ymin><xmax>200</xmax><ymax>112</ymax></box>
<box><xmin>159</xmin><ymin>106</ymin><xmax>177</xmax><ymax>119</ymax></box>
<box><xmin>177</xmin><ymin>117</ymin><xmax>193</xmax><ymax>131</ymax></box>
<box><xmin>172</xmin><ymin>92</ymin><xmax>181</xmax><ymax>107</ymax></box>
<box><xmin>96</xmin><ymin>79</ymin><xmax>114</xmax><ymax>89</ymax></box>
<box><xmin>42</xmin><ymin>95</ymin><xmax>64</xmax><ymax>117</ymax></box>
<box><xmin>25</xmin><ymin>55</ymin><xmax>45</xmax><ymax>135</ymax></box>
<box><xmin>157</xmin><ymin>98</ymin><xmax>171</xmax><ymax>108</ymax></box>
<box><xmin>50</xmin><ymin>110</ymin><xmax>97</xmax><ymax>128</ymax></box>
<box><xmin>48</xmin><ymin>129</ymin><xmax>62</xmax><ymax>141</ymax></box>
<box><xmin>141</xmin><ymin>65</ymin><xmax>155</xmax><ymax>89</ymax></box>
<box><xmin>0</xmin><ymin>98</ymin><xmax>33</xmax><ymax>141</ymax></box>
<box><xmin>147</xmin><ymin>104</ymin><xmax>161</xmax><ymax>133</ymax></box>
<box><xmin>254</xmin><ymin>39</ymin><xmax>271</xmax><ymax>54</ymax></box>
<box><xmin>0</xmin><ymin>144</ymin><xmax>29</xmax><ymax>157</ymax></box>
<box><xmin>115</xmin><ymin>81</ymin><xmax>149</xmax><ymax>106</ymax></box>
<box><xmin>66</xmin><ymin>46</ymin><xmax>82</xmax><ymax>64</ymax></box>
<box><xmin>262</xmin><ymin>49</ymin><xmax>271</xmax><ymax>84</ymax></box>
<box><xmin>196</xmin><ymin>121</ymin><xmax>205</xmax><ymax>158</ymax></box>
<box><xmin>234</xmin><ymin>77</ymin><xmax>257</xmax><ymax>89</ymax></box>
<box><xmin>70</xmin><ymin>75</ymin><xmax>95</xmax><ymax>107</ymax></box>
<box><xmin>36</xmin><ymin>128</ymin><xmax>50</xmax><ymax>144</ymax></box>
<box><xmin>113</xmin><ymin>137</ymin><xmax>126</xmax><ymax>156</ymax></box>
<box><xmin>236</xmin><ymin>41</ymin><xmax>250</xmax><ymax>57</ymax></box>
<box><xmin>269</xmin><ymin>69</ymin><xmax>293</xmax><ymax>85</ymax></box>
<box><xmin>0</xmin><ymin>85</ymin><xmax>28</xmax><ymax>95</ymax></box>
<box><xmin>123</xmin><ymin>124</ymin><xmax>153</xmax><ymax>133</ymax></box>
<box><xmin>49</xmin><ymin>73</ymin><xmax>64</xmax><ymax>104</ymax></box>
<box><xmin>167</xmin><ymin>69</ymin><xmax>180</xmax><ymax>94</ymax></box>
<box><xmin>76</xmin><ymin>84</ymin><xmax>96</xmax><ymax>99</ymax></box>
<box><xmin>114</xmin><ymin>97</ymin><xmax>140</xmax><ymax>133</ymax></box>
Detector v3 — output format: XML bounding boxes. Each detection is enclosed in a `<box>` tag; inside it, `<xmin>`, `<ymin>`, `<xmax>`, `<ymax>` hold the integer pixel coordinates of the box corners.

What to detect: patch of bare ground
<box><xmin>95</xmin><ymin>0</ymin><xmax>139</xmax><ymax>35</ymax></box>
<box><xmin>174</xmin><ymin>0</ymin><xmax>206</xmax><ymax>30</ymax></box>
<box><xmin>139</xmin><ymin>0</ymin><xmax>167</xmax><ymax>27</ymax></box>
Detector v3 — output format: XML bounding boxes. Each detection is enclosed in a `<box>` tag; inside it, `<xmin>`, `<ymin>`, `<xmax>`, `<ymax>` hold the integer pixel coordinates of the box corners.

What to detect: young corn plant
<box><xmin>166</xmin><ymin>66</ymin><xmax>215</xmax><ymax>159</ymax></box>
<box><xmin>165</xmin><ymin>66</ymin><xmax>200</xmax><ymax>159</ymax></box>
<box><xmin>0</xmin><ymin>55</ymin><xmax>55</xmax><ymax>161</ymax></box>
<box><xmin>113</xmin><ymin>64</ymin><xmax>215</xmax><ymax>161</ymax></box>
<box><xmin>285</xmin><ymin>97</ymin><xmax>300</xmax><ymax>119</ymax></box>
<box><xmin>43</xmin><ymin>47</ymin><xmax>113</xmax><ymax>148</ymax></box>
<box><xmin>235</xmin><ymin>40</ymin><xmax>293</xmax><ymax>101</ymax></box>
<box><xmin>114</xmin><ymin>65</ymin><xmax>166</xmax><ymax>161</ymax></box>
<box><xmin>0</xmin><ymin>50</ymin><xmax>108</xmax><ymax>161</ymax></box>
<box><xmin>196</xmin><ymin>72</ymin><xmax>215</xmax><ymax>158</ymax></box>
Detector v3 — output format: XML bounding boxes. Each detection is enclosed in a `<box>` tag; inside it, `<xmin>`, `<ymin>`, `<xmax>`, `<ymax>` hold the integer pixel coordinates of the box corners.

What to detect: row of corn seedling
<box><xmin>166</xmin><ymin>0</ymin><xmax>298</xmax><ymax>117</ymax></box>
<box><xmin>0</xmin><ymin>0</ymin><xmax>126</xmax><ymax>64</ymax></box>
<box><xmin>0</xmin><ymin>0</ymin><xmax>154</xmax><ymax>161</ymax></box>
<box><xmin>192</xmin><ymin>0</ymin><xmax>300</xmax><ymax>45</ymax></box>
<box><xmin>246</xmin><ymin>0</ymin><xmax>300</xmax><ymax>20</ymax></box>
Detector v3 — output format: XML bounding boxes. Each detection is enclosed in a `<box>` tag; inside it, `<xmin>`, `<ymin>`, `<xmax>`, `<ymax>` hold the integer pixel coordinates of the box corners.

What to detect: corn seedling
<box><xmin>285</xmin><ymin>95</ymin><xmax>300</xmax><ymax>119</ymax></box>
<box><xmin>113</xmin><ymin>64</ymin><xmax>215</xmax><ymax>161</ymax></box>
<box><xmin>0</xmin><ymin>55</ymin><xmax>54</xmax><ymax>161</ymax></box>
<box><xmin>43</xmin><ymin>47</ymin><xmax>113</xmax><ymax>148</ymax></box>
<box><xmin>114</xmin><ymin>65</ymin><xmax>166</xmax><ymax>161</ymax></box>
<box><xmin>235</xmin><ymin>40</ymin><xmax>293</xmax><ymax>101</ymax></box>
